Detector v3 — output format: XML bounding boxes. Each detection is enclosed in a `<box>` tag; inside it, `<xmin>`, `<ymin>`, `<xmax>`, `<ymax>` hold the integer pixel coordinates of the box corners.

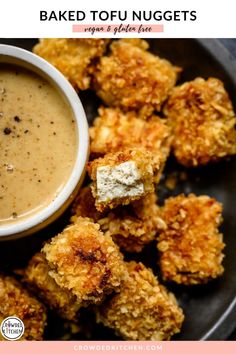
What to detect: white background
<box><xmin>0</xmin><ymin>0</ymin><xmax>235</xmax><ymax>38</ymax></box>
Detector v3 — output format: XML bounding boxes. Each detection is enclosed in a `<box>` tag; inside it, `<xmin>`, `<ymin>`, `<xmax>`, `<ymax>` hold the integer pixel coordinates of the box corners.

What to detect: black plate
<box><xmin>0</xmin><ymin>39</ymin><xmax>236</xmax><ymax>341</ymax></box>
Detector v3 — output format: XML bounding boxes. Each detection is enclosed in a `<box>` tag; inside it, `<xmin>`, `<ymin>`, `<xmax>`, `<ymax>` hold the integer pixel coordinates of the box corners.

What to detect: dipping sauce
<box><xmin>0</xmin><ymin>64</ymin><xmax>77</xmax><ymax>225</ymax></box>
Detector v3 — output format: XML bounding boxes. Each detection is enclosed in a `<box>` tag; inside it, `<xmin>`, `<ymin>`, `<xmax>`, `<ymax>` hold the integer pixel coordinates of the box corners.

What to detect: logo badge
<box><xmin>0</xmin><ymin>317</ymin><xmax>24</xmax><ymax>341</ymax></box>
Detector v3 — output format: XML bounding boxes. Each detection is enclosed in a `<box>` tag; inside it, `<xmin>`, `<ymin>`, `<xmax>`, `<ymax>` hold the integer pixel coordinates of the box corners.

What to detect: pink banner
<box><xmin>72</xmin><ymin>24</ymin><xmax>164</xmax><ymax>34</ymax></box>
<box><xmin>0</xmin><ymin>341</ymin><xmax>236</xmax><ymax>354</ymax></box>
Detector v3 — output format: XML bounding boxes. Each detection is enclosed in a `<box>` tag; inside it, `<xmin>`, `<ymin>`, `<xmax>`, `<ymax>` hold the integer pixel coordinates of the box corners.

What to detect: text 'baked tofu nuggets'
<box><xmin>0</xmin><ymin>275</ymin><xmax>47</xmax><ymax>341</ymax></box>
<box><xmin>95</xmin><ymin>261</ymin><xmax>184</xmax><ymax>341</ymax></box>
<box><xmin>42</xmin><ymin>218</ymin><xmax>127</xmax><ymax>307</ymax></box>
<box><xmin>87</xmin><ymin>148</ymin><xmax>156</xmax><ymax>212</ymax></box>
<box><xmin>90</xmin><ymin>107</ymin><xmax>172</xmax><ymax>182</ymax></box>
<box><xmin>164</xmin><ymin>77</ymin><xmax>236</xmax><ymax>166</ymax></box>
<box><xmin>23</xmin><ymin>252</ymin><xmax>80</xmax><ymax>322</ymax></box>
<box><xmin>33</xmin><ymin>39</ymin><xmax>110</xmax><ymax>90</ymax></box>
<box><xmin>157</xmin><ymin>194</ymin><xmax>225</xmax><ymax>285</ymax></box>
<box><xmin>71</xmin><ymin>186</ymin><xmax>166</xmax><ymax>253</ymax></box>
<box><xmin>93</xmin><ymin>39</ymin><xmax>180</xmax><ymax>118</ymax></box>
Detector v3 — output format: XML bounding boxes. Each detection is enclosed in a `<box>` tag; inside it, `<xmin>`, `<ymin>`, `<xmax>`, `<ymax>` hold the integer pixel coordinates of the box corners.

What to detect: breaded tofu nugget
<box><xmin>87</xmin><ymin>148</ymin><xmax>156</xmax><ymax>212</ymax></box>
<box><xmin>0</xmin><ymin>275</ymin><xmax>46</xmax><ymax>341</ymax></box>
<box><xmin>164</xmin><ymin>77</ymin><xmax>236</xmax><ymax>166</ymax></box>
<box><xmin>96</xmin><ymin>261</ymin><xmax>184</xmax><ymax>340</ymax></box>
<box><xmin>42</xmin><ymin>218</ymin><xmax>127</xmax><ymax>307</ymax></box>
<box><xmin>71</xmin><ymin>186</ymin><xmax>166</xmax><ymax>253</ymax></box>
<box><xmin>99</xmin><ymin>194</ymin><xmax>166</xmax><ymax>253</ymax></box>
<box><xmin>94</xmin><ymin>39</ymin><xmax>180</xmax><ymax>118</ymax></box>
<box><xmin>33</xmin><ymin>39</ymin><xmax>109</xmax><ymax>90</ymax></box>
<box><xmin>23</xmin><ymin>253</ymin><xmax>80</xmax><ymax>321</ymax></box>
<box><xmin>157</xmin><ymin>194</ymin><xmax>225</xmax><ymax>284</ymax></box>
<box><xmin>90</xmin><ymin>107</ymin><xmax>172</xmax><ymax>181</ymax></box>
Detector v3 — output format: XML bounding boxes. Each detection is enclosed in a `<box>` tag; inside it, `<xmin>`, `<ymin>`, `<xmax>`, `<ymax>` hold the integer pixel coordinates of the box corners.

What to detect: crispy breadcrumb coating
<box><xmin>90</xmin><ymin>107</ymin><xmax>172</xmax><ymax>181</ymax></box>
<box><xmin>33</xmin><ymin>39</ymin><xmax>110</xmax><ymax>90</ymax></box>
<box><xmin>0</xmin><ymin>274</ymin><xmax>47</xmax><ymax>341</ymax></box>
<box><xmin>42</xmin><ymin>218</ymin><xmax>127</xmax><ymax>307</ymax></box>
<box><xmin>164</xmin><ymin>77</ymin><xmax>236</xmax><ymax>166</ymax></box>
<box><xmin>71</xmin><ymin>186</ymin><xmax>105</xmax><ymax>222</ymax></box>
<box><xmin>87</xmin><ymin>148</ymin><xmax>156</xmax><ymax>212</ymax></box>
<box><xmin>23</xmin><ymin>253</ymin><xmax>80</xmax><ymax>321</ymax></box>
<box><xmin>93</xmin><ymin>39</ymin><xmax>180</xmax><ymax>118</ymax></box>
<box><xmin>71</xmin><ymin>186</ymin><xmax>166</xmax><ymax>253</ymax></box>
<box><xmin>96</xmin><ymin>261</ymin><xmax>184</xmax><ymax>340</ymax></box>
<box><xmin>157</xmin><ymin>194</ymin><xmax>225</xmax><ymax>284</ymax></box>
<box><xmin>99</xmin><ymin>194</ymin><xmax>166</xmax><ymax>253</ymax></box>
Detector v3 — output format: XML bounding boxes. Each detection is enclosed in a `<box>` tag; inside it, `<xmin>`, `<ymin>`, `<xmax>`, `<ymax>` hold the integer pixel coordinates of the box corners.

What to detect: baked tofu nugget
<box><xmin>164</xmin><ymin>77</ymin><xmax>236</xmax><ymax>166</ymax></box>
<box><xmin>71</xmin><ymin>186</ymin><xmax>166</xmax><ymax>253</ymax></box>
<box><xmin>87</xmin><ymin>148</ymin><xmax>156</xmax><ymax>212</ymax></box>
<box><xmin>33</xmin><ymin>39</ymin><xmax>109</xmax><ymax>90</ymax></box>
<box><xmin>99</xmin><ymin>194</ymin><xmax>166</xmax><ymax>253</ymax></box>
<box><xmin>0</xmin><ymin>274</ymin><xmax>47</xmax><ymax>341</ymax></box>
<box><xmin>42</xmin><ymin>218</ymin><xmax>127</xmax><ymax>307</ymax></box>
<box><xmin>90</xmin><ymin>107</ymin><xmax>172</xmax><ymax>181</ymax></box>
<box><xmin>94</xmin><ymin>39</ymin><xmax>180</xmax><ymax>118</ymax></box>
<box><xmin>96</xmin><ymin>261</ymin><xmax>184</xmax><ymax>340</ymax></box>
<box><xmin>157</xmin><ymin>194</ymin><xmax>225</xmax><ymax>285</ymax></box>
<box><xmin>23</xmin><ymin>253</ymin><xmax>80</xmax><ymax>321</ymax></box>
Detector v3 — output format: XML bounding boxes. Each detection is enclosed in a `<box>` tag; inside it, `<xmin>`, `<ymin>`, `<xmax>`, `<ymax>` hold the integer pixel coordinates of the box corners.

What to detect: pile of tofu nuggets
<box><xmin>1</xmin><ymin>38</ymin><xmax>235</xmax><ymax>341</ymax></box>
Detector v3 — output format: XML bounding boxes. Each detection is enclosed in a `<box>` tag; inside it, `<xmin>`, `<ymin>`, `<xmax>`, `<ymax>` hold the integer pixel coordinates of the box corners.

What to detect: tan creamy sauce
<box><xmin>0</xmin><ymin>65</ymin><xmax>77</xmax><ymax>225</ymax></box>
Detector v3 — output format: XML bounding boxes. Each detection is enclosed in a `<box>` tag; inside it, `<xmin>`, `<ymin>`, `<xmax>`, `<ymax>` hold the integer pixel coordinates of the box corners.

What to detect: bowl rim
<box><xmin>0</xmin><ymin>44</ymin><xmax>89</xmax><ymax>237</ymax></box>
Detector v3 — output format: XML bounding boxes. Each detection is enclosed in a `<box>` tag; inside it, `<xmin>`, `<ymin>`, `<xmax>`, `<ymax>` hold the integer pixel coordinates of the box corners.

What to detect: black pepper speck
<box><xmin>3</xmin><ymin>127</ymin><xmax>12</xmax><ymax>135</ymax></box>
<box><xmin>14</xmin><ymin>116</ymin><xmax>21</xmax><ymax>122</ymax></box>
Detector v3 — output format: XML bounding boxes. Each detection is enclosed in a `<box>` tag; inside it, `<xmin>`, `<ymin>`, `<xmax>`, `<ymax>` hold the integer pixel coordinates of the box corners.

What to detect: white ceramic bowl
<box><xmin>0</xmin><ymin>44</ymin><xmax>89</xmax><ymax>240</ymax></box>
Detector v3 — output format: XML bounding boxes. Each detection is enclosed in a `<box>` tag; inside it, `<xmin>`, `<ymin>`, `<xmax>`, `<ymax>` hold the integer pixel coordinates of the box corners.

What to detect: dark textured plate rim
<box><xmin>195</xmin><ymin>39</ymin><xmax>236</xmax><ymax>340</ymax></box>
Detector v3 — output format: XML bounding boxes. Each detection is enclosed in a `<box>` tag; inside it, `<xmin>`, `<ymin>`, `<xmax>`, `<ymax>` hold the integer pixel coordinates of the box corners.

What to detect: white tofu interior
<box><xmin>96</xmin><ymin>161</ymin><xmax>144</xmax><ymax>202</ymax></box>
